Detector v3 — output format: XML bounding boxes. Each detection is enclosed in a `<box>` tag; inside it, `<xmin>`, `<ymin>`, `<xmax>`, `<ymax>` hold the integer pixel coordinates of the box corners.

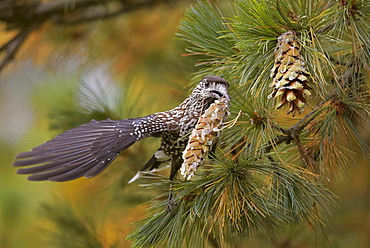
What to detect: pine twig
<box><xmin>53</xmin><ymin>6</ymin><xmax>130</xmax><ymax>25</ymax></box>
<box><xmin>264</xmin><ymin>98</ymin><xmax>330</xmax><ymax>154</ymax></box>
<box><xmin>51</xmin><ymin>0</ymin><xmax>182</xmax><ymax>25</ymax></box>
<box><xmin>0</xmin><ymin>25</ymin><xmax>35</xmax><ymax>71</ymax></box>
<box><xmin>0</xmin><ymin>0</ymin><xmax>185</xmax><ymax>72</ymax></box>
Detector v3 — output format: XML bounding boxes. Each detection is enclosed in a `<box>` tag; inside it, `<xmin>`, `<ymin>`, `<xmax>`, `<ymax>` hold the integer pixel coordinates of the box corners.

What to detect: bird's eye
<box><xmin>204</xmin><ymin>81</ymin><xmax>210</xmax><ymax>87</ymax></box>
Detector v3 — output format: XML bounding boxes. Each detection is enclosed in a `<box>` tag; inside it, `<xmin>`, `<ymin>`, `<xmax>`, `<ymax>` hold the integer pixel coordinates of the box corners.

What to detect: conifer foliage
<box><xmin>32</xmin><ymin>0</ymin><xmax>369</xmax><ymax>247</ymax></box>
<box><xmin>129</xmin><ymin>0</ymin><xmax>370</xmax><ymax>247</ymax></box>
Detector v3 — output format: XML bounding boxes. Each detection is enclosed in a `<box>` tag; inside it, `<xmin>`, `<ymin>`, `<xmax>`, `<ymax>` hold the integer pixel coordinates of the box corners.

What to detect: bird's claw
<box><xmin>166</xmin><ymin>199</ymin><xmax>178</xmax><ymax>212</ymax></box>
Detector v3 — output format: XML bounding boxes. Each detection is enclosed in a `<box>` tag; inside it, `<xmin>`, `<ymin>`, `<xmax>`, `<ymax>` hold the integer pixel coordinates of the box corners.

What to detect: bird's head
<box><xmin>193</xmin><ymin>75</ymin><xmax>230</xmax><ymax>103</ymax></box>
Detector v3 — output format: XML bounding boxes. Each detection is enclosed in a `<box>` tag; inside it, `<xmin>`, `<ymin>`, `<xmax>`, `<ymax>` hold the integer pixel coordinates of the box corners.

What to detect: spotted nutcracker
<box><xmin>13</xmin><ymin>76</ymin><xmax>230</xmax><ymax>187</ymax></box>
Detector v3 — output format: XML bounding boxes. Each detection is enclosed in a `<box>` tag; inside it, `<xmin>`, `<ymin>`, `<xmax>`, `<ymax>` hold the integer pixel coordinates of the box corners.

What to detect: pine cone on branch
<box><xmin>269</xmin><ymin>31</ymin><xmax>311</xmax><ymax>116</ymax></box>
<box><xmin>180</xmin><ymin>98</ymin><xmax>229</xmax><ymax>180</ymax></box>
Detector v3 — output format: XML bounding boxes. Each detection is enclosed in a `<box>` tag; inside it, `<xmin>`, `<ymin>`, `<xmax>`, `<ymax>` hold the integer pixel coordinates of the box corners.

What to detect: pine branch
<box><xmin>52</xmin><ymin>5</ymin><xmax>132</xmax><ymax>25</ymax></box>
<box><xmin>52</xmin><ymin>0</ymin><xmax>185</xmax><ymax>25</ymax></box>
<box><xmin>177</xmin><ymin>0</ymin><xmax>236</xmax><ymax>84</ymax></box>
<box><xmin>264</xmin><ymin>98</ymin><xmax>329</xmax><ymax>154</ymax></box>
<box><xmin>40</xmin><ymin>196</ymin><xmax>108</xmax><ymax>248</ymax></box>
<box><xmin>0</xmin><ymin>0</ymin><xmax>188</xmax><ymax>73</ymax></box>
<box><xmin>128</xmin><ymin>154</ymin><xmax>337</xmax><ymax>248</ymax></box>
<box><xmin>0</xmin><ymin>24</ymin><xmax>36</xmax><ymax>71</ymax></box>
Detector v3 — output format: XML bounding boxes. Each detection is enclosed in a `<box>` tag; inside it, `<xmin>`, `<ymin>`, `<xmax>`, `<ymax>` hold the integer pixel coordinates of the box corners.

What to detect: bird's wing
<box><xmin>13</xmin><ymin>116</ymin><xmax>165</xmax><ymax>181</ymax></box>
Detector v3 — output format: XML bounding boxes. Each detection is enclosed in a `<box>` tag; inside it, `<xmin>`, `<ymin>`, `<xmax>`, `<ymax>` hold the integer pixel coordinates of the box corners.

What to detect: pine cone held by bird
<box><xmin>180</xmin><ymin>97</ymin><xmax>230</xmax><ymax>180</ymax></box>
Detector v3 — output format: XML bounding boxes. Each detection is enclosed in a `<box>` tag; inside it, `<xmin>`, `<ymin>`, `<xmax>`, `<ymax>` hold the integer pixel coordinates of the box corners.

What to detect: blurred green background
<box><xmin>0</xmin><ymin>1</ymin><xmax>369</xmax><ymax>247</ymax></box>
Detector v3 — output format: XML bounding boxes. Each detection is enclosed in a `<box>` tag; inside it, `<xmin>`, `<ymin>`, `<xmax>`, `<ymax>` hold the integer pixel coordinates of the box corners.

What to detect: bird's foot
<box><xmin>166</xmin><ymin>199</ymin><xmax>178</xmax><ymax>212</ymax></box>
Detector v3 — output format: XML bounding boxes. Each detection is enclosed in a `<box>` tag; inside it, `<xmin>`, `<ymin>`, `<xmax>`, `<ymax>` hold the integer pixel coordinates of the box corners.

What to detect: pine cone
<box><xmin>180</xmin><ymin>98</ymin><xmax>229</xmax><ymax>180</ymax></box>
<box><xmin>269</xmin><ymin>31</ymin><xmax>311</xmax><ymax>116</ymax></box>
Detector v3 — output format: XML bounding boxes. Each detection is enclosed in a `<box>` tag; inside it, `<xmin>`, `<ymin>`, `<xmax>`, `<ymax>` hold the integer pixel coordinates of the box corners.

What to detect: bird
<box><xmin>13</xmin><ymin>76</ymin><xmax>230</xmax><ymax>192</ymax></box>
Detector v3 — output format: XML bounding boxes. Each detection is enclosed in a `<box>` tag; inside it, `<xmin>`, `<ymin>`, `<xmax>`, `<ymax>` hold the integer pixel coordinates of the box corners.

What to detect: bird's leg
<box><xmin>166</xmin><ymin>186</ymin><xmax>175</xmax><ymax>212</ymax></box>
<box><xmin>166</xmin><ymin>157</ymin><xmax>181</xmax><ymax>212</ymax></box>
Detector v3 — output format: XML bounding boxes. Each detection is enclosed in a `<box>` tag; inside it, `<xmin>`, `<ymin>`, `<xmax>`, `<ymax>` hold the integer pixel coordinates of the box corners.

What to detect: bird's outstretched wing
<box><xmin>13</xmin><ymin>116</ymin><xmax>165</xmax><ymax>181</ymax></box>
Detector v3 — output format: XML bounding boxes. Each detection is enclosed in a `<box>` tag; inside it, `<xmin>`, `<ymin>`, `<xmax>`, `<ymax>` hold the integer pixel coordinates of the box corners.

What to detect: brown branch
<box><xmin>34</xmin><ymin>0</ymin><xmax>110</xmax><ymax>17</ymax></box>
<box><xmin>0</xmin><ymin>25</ymin><xmax>35</xmax><ymax>71</ymax></box>
<box><xmin>53</xmin><ymin>0</ymin><xmax>175</xmax><ymax>25</ymax></box>
<box><xmin>264</xmin><ymin>99</ymin><xmax>329</xmax><ymax>155</ymax></box>
<box><xmin>53</xmin><ymin>6</ymin><xmax>130</xmax><ymax>25</ymax></box>
<box><xmin>0</xmin><ymin>0</ymin><xmax>186</xmax><ymax>72</ymax></box>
